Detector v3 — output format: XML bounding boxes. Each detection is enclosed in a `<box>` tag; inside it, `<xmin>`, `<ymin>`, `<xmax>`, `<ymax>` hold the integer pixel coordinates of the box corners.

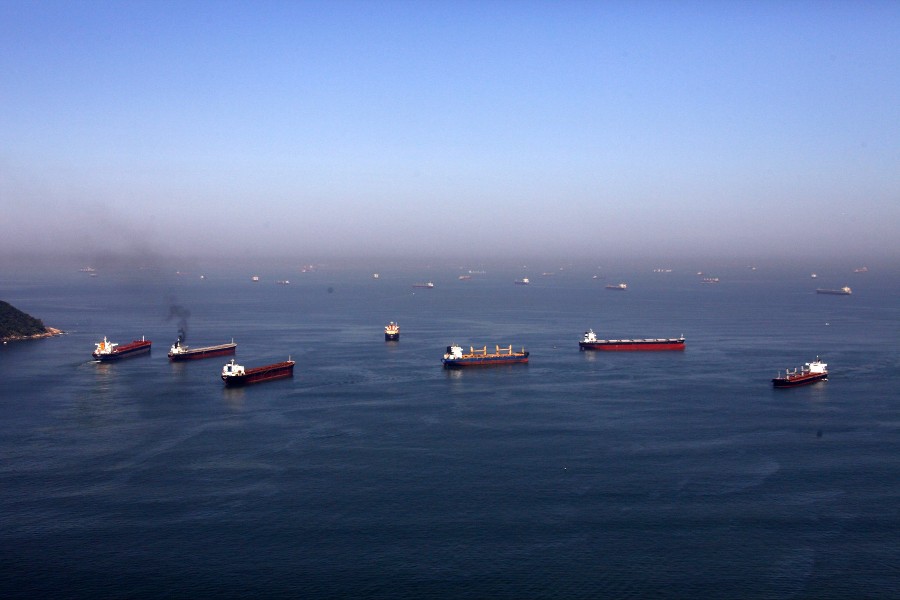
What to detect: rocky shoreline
<box><xmin>1</xmin><ymin>327</ymin><xmax>65</xmax><ymax>344</ymax></box>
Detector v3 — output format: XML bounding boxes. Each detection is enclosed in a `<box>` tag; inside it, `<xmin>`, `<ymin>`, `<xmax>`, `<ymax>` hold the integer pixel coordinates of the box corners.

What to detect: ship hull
<box><xmin>442</xmin><ymin>354</ymin><xmax>529</xmax><ymax>368</ymax></box>
<box><xmin>580</xmin><ymin>339</ymin><xmax>685</xmax><ymax>351</ymax></box>
<box><xmin>385</xmin><ymin>333</ymin><xmax>399</xmax><ymax>341</ymax></box>
<box><xmin>816</xmin><ymin>289</ymin><xmax>851</xmax><ymax>295</ymax></box>
<box><xmin>772</xmin><ymin>373</ymin><xmax>828</xmax><ymax>388</ymax></box>
<box><xmin>92</xmin><ymin>341</ymin><xmax>152</xmax><ymax>361</ymax></box>
<box><xmin>222</xmin><ymin>361</ymin><xmax>294</xmax><ymax>386</ymax></box>
<box><xmin>168</xmin><ymin>343</ymin><xmax>237</xmax><ymax>361</ymax></box>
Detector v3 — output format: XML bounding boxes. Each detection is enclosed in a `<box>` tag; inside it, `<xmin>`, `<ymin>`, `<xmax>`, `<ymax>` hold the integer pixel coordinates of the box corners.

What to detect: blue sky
<box><xmin>2</xmin><ymin>1</ymin><xmax>898</xmax><ymax>263</ymax></box>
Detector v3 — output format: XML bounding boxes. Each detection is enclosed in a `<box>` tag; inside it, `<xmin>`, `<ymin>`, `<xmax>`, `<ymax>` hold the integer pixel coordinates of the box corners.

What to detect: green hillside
<box><xmin>0</xmin><ymin>300</ymin><xmax>49</xmax><ymax>339</ymax></box>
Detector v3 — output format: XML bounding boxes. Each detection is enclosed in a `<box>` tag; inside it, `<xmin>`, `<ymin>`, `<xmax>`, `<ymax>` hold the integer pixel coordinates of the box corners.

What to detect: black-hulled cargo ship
<box><xmin>221</xmin><ymin>358</ymin><xmax>294</xmax><ymax>386</ymax></box>
<box><xmin>92</xmin><ymin>336</ymin><xmax>151</xmax><ymax>361</ymax></box>
<box><xmin>772</xmin><ymin>358</ymin><xmax>828</xmax><ymax>388</ymax></box>
<box><xmin>816</xmin><ymin>286</ymin><xmax>852</xmax><ymax>295</ymax></box>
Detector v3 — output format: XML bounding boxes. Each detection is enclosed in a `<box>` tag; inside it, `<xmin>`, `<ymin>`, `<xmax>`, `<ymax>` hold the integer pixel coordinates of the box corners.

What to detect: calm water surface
<box><xmin>2</xmin><ymin>266</ymin><xmax>899</xmax><ymax>598</ymax></box>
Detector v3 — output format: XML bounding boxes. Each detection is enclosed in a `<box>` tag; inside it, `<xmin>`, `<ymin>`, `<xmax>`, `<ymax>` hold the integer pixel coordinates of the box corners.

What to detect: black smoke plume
<box><xmin>166</xmin><ymin>302</ymin><xmax>191</xmax><ymax>344</ymax></box>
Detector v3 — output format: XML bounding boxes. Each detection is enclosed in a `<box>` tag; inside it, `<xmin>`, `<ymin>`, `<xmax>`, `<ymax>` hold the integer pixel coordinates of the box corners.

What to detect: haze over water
<box><xmin>2</xmin><ymin>2</ymin><xmax>898</xmax><ymax>266</ymax></box>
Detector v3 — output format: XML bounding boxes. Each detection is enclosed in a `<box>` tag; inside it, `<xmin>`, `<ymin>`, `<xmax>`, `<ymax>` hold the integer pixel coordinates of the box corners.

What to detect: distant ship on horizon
<box><xmin>817</xmin><ymin>286</ymin><xmax>852</xmax><ymax>295</ymax></box>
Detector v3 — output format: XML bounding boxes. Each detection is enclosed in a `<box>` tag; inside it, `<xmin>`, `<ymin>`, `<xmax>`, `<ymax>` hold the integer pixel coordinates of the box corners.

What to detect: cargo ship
<box><xmin>579</xmin><ymin>329</ymin><xmax>685</xmax><ymax>351</ymax></box>
<box><xmin>606</xmin><ymin>282</ymin><xmax>627</xmax><ymax>290</ymax></box>
<box><xmin>221</xmin><ymin>358</ymin><xmax>294</xmax><ymax>386</ymax></box>
<box><xmin>168</xmin><ymin>334</ymin><xmax>237</xmax><ymax>361</ymax></box>
<box><xmin>442</xmin><ymin>344</ymin><xmax>529</xmax><ymax>368</ymax></box>
<box><xmin>772</xmin><ymin>358</ymin><xmax>828</xmax><ymax>388</ymax></box>
<box><xmin>92</xmin><ymin>336</ymin><xmax>151</xmax><ymax>361</ymax></box>
<box><xmin>514</xmin><ymin>278</ymin><xmax>530</xmax><ymax>285</ymax></box>
<box><xmin>816</xmin><ymin>286</ymin><xmax>852</xmax><ymax>295</ymax></box>
<box><xmin>384</xmin><ymin>321</ymin><xmax>399</xmax><ymax>341</ymax></box>
<box><xmin>413</xmin><ymin>281</ymin><xmax>434</xmax><ymax>289</ymax></box>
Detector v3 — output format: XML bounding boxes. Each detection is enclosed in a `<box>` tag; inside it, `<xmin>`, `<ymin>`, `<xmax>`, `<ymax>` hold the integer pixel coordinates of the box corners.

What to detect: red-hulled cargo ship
<box><xmin>168</xmin><ymin>335</ymin><xmax>237</xmax><ymax>361</ymax></box>
<box><xmin>442</xmin><ymin>344</ymin><xmax>529</xmax><ymax>368</ymax></box>
<box><xmin>772</xmin><ymin>358</ymin><xmax>828</xmax><ymax>388</ymax></box>
<box><xmin>92</xmin><ymin>336</ymin><xmax>151</xmax><ymax>361</ymax></box>
<box><xmin>221</xmin><ymin>358</ymin><xmax>294</xmax><ymax>386</ymax></box>
<box><xmin>579</xmin><ymin>329</ymin><xmax>685</xmax><ymax>351</ymax></box>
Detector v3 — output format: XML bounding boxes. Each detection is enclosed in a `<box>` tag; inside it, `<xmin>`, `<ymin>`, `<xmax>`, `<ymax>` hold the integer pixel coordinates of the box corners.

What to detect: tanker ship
<box><xmin>579</xmin><ymin>329</ymin><xmax>685</xmax><ymax>351</ymax></box>
<box><xmin>168</xmin><ymin>333</ymin><xmax>236</xmax><ymax>361</ymax></box>
<box><xmin>221</xmin><ymin>358</ymin><xmax>295</xmax><ymax>386</ymax></box>
<box><xmin>772</xmin><ymin>358</ymin><xmax>828</xmax><ymax>388</ymax></box>
<box><xmin>92</xmin><ymin>336</ymin><xmax>151</xmax><ymax>361</ymax></box>
<box><xmin>442</xmin><ymin>344</ymin><xmax>529</xmax><ymax>368</ymax></box>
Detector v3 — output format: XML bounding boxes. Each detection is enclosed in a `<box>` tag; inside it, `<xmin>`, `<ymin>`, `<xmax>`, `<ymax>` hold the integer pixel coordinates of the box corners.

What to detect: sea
<box><xmin>1</xmin><ymin>262</ymin><xmax>898</xmax><ymax>599</ymax></box>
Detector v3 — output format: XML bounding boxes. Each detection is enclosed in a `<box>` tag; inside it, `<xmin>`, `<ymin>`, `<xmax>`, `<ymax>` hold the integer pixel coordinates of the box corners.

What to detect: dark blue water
<box><xmin>2</xmin><ymin>265</ymin><xmax>899</xmax><ymax>599</ymax></box>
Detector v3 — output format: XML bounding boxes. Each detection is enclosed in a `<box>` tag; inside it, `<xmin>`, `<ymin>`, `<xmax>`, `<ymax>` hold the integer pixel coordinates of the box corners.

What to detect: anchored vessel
<box><xmin>92</xmin><ymin>336</ymin><xmax>151</xmax><ymax>361</ymax></box>
<box><xmin>442</xmin><ymin>344</ymin><xmax>529</xmax><ymax>368</ymax></box>
<box><xmin>413</xmin><ymin>281</ymin><xmax>435</xmax><ymax>289</ymax></box>
<box><xmin>514</xmin><ymin>278</ymin><xmax>530</xmax><ymax>285</ymax></box>
<box><xmin>605</xmin><ymin>282</ymin><xmax>627</xmax><ymax>290</ymax></box>
<box><xmin>772</xmin><ymin>358</ymin><xmax>828</xmax><ymax>388</ymax></box>
<box><xmin>384</xmin><ymin>322</ymin><xmax>399</xmax><ymax>341</ymax></box>
<box><xmin>579</xmin><ymin>329</ymin><xmax>685</xmax><ymax>351</ymax></box>
<box><xmin>221</xmin><ymin>358</ymin><xmax>294</xmax><ymax>386</ymax></box>
<box><xmin>168</xmin><ymin>335</ymin><xmax>236</xmax><ymax>361</ymax></box>
<box><xmin>816</xmin><ymin>286</ymin><xmax>852</xmax><ymax>295</ymax></box>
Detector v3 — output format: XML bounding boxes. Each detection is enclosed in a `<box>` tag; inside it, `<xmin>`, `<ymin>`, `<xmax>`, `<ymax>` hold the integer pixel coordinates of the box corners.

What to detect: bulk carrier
<box><xmin>772</xmin><ymin>358</ymin><xmax>828</xmax><ymax>388</ymax></box>
<box><xmin>442</xmin><ymin>344</ymin><xmax>529</xmax><ymax>368</ymax></box>
<box><xmin>168</xmin><ymin>334</ymin><xmax>236</xmax><ymax>361</ymax></box>
<box><xmin>221</xmin><ymin>358</ymin><xmax>294</xmax><ymax>386</ymax></box>
<box><xmin>579</xmin><ymin>329</ymin><xmax>685</xmax><ymax>351</ymax></box>
<box><xmin>92</xmin><ymin>336</ymin><xmax>152</xmax><ymax>361</ymax></box>
<box><xmin>384</xmin><ymin>322</ymin><xmax>399</xmax><ymax>341</ymax></box>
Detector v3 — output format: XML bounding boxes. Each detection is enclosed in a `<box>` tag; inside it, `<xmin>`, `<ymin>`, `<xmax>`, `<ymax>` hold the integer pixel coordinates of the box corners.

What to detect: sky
<box><xmin>1</xmin><ymin>1</ymin><xmax>898</xmax><ymax>265</ymax></box>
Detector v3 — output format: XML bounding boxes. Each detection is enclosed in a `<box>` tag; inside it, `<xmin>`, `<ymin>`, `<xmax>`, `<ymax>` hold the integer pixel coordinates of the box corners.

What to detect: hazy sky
<box><xmin>2</xmin><ymin>1</ymin><xmax>898</xmax><ymax>263</ymax></box>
